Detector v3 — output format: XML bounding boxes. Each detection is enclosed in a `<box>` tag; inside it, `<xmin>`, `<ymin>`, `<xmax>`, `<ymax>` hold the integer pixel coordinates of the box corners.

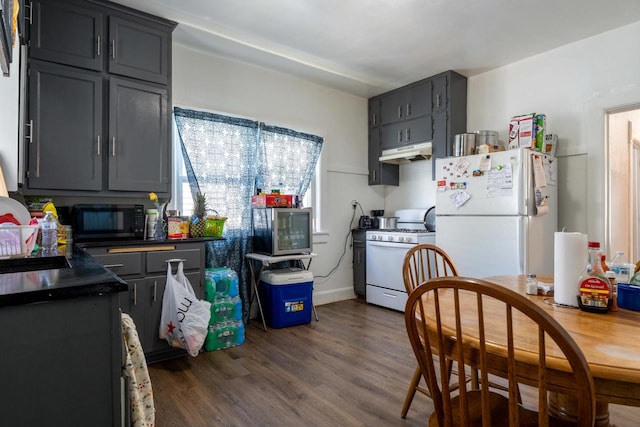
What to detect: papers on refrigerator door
<box><xmin>486</xmin><ymin>163</ymin><xmax>513</xmax><ymax>198</ymax></box>
<box><xmin>449</xmin><ymin>190</ymin><xmax>471</xmax><ymax>208</ymax></box>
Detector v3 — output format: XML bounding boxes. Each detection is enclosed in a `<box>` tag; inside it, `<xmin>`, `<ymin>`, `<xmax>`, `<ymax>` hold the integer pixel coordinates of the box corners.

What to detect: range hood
<box><xmin>379</xmin><ymin>142</ymin><xmax>432</xmax><ymax>165</ymax></box>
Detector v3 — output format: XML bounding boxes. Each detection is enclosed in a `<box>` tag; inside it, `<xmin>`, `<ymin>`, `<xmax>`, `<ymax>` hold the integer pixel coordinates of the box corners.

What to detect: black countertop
<box><xmin>0</xmin><ymin>237</ymin><xmax>224</xmax><ymax>308</ymax></box>
<box><xmin>0</xmin><ymin>245</ymin><xmax>127</xmax><ymax>308</ymax></box>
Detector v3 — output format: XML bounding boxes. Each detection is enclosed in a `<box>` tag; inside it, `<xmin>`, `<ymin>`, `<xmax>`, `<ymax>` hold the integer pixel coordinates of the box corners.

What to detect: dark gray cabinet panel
<box><xmin>86</xmin><ymin>241</ymin><xmax>205</xmax><ymax>362</ymax></box>
<box><xmin>406</xmin><ymin>81</ymin><xmax>433</xmax><ymax>117</ymax></box>
<box><xmin>0</xmin><ymin>294</ymin><xmax>122</xmax><ymax>426</ymax></box>
<box><xmin>108</xmin><ymin>15</ymin><xmax>170</xmax><ymax>84</ymax></box>
<box><xmin>368</xmin><ymin>125</ymin><xmax>398</xmax><ymax>186</ymax></box>
<box><xmin>432</xmin><ymin>74</ymin><xmax>447</xmax><ymax>112</ymax></box>
<box><xmin>379</xmin><ymin>91</ymin><xmax>405</xmax><ymax>125</ymax></box>
<box><xmin>108</xmin><ymin>77</ymin><xmax>169</xmax><ymax>192</ymax></box>
<box><xmin>23</xmin><ymin>0</ymin><xmax>175</xmax><ymax>197</ymax></box>
<box><xmin>368</xmin><ymin>98</ymin><xmax>380</xmax><ymax>128</ymax></box>
<box><xmin>352</xmin><ymin>229</ymin><xmax>366</xmax><ymax>297</ymax></box>
<box><xmin>27</xmin><ymin>60</ymin><xmax>102</xmax><ymax>191</ymax></box>
<box><xmin>380</xmin><ymin>80</ymin><xmax>432</xmax><ymax>126</ymax></box>
<box><xmin>29</xmin><ymin>0</ymin><xmax>104</xmax><ymax>71</ymax></box>
<box><xmin>381</xmin><ymin>116</ymin><xmax>432</xmax><ymax>149</ymax></box>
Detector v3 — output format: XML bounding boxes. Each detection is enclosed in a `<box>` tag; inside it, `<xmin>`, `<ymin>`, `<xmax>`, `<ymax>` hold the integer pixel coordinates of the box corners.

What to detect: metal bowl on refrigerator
<box><xmin>454</xmin><ymin>133</ymin><xmax>477</xmax><ymax>156</ymax></box>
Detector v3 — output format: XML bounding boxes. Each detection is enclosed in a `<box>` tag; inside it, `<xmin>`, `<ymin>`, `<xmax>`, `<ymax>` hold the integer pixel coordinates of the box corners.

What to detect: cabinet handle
<box><xmin>97</xmin><ymin>135</ymin><xmax>101</xmax><ymax>156</ymax></box>
<box><xmin>372</xmin><ymin>113</ymin><xmax>377</xmax><ymax>127</ymax></box>
<box><xmin>26</xmin><ymin>2</ymin><xmax>32</xmax><ymax>25</ymax></box>
<box><xmin>103</xmin><ymin>263</ymin><xmax>124</xmax><ymax>268</ymax></box>
<box><xmin>96</xmin><ymin>36</ymin><xmax>101</xmax><ymax>57</ymax></box>
<box><xmin>407</xmin><ymin>103</ymin><xmax>411</xmax><ymax>117</ymax></box>
<box><xmin>397</xmin><ymin>105</ymin><xmax>402</xmax><ymax>119</ymax></box>
<box><xmin>406</xmin><ymin>128</ymin><xmax>410</xmax><ymax>141</ymax></box>
<box><xmin>133</xmin><ymin>282</ymin><xmax>137</xmax><ymax>306</ymax></box>
<box><xmin>357</xmin><ymin>252</ymin><xmax>361</xmax><ymax>263</ymax></box>
<box><xmin>372</xmin><ymin>169</ymin><xmax>376</xmax><ymax>182</ymax></box>
<box><xmin>112</xmin><ymin>137</ymin><xmax>116</xmax><ymax>156</ymax></box>
<box><xmin>436</xmin><ymin>94</ymin><xmax>441</xmax><ymax>109</ymax></box>
<box><xmin>165</xmin><ymin>258</ymin><xmax>187</xmax><ymax>263</ymax></box>
<box><xmin>25</xmin><ymin>120</ymin><xmax>33</xmax><ymax>142</ymax></box>
<box><xmin>397</xmin><ymin>130</ymin><xmax>402</xmax><ymax>143</ymax></box>
<box><xmin>153</xmin><ymin>281</ymin><xmax>157</xmax><ymax>302</ymax></box>
<box><xmin>111</xmin><ymin>40</ymin><xmax>116</xmax><ymax>59</ymax></box>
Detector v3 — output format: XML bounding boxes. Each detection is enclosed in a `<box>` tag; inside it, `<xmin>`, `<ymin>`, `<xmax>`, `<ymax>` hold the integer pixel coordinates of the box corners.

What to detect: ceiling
<box><xmin>115</xmin><ymin>0</ymin><xmax>640</xmax><ymax>98</ymax></box>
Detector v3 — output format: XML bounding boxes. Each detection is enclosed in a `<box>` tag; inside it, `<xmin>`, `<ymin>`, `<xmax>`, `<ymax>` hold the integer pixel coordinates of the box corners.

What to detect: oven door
<box><xmin>366</xmin><ymin>240</ymin><xmax>415</xmax><ymax>292</ymax></box>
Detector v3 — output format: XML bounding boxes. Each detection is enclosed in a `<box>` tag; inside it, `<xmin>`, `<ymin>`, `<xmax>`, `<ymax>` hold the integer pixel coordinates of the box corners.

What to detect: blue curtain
<box><xmin>173</xmin><ymin>107</ymin><xmax>322</xmax><ymax>323</ymax></box>
<box><xmin>257</xmin><ymin>123</ymin><xmax>323</xmax><ymax>196</ymax></box>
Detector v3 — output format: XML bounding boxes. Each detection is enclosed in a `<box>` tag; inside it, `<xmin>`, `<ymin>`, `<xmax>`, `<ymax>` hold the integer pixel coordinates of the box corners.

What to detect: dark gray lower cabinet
<box><xmin>86</xmin><ymin>241</ymin><xmax>206</xmax><ymax>363</ymax></box>
<box><xmin>0</xmin><ymin>293</ymin><xmax>122</xmax><ymax>427</ymax></box>
<box><xmin>368</xmin><ymin>126</ymin><xmax>399</xmax><ymax>186</ymax></box>
<box><xmin>352</xmin><ymin>229</ymin><xmax>366</xmax><ymax>297</ymax></box>
<box><xmin>27</xmin><ymin>60</ymin><xmax>103</xmax><ymax>191</ymax></box>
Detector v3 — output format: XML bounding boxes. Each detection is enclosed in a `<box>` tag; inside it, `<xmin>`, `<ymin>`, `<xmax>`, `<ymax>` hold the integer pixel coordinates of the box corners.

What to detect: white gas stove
<box><xmin>365</xmin><ymin>208</ymin><xmax>436</xmax><ymax>312</ymax></box>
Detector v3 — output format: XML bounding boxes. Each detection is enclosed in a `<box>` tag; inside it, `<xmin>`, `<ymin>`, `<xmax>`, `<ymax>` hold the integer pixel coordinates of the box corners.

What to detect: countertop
<box><xmin>0</xmin><ymin>245</ymin><xmax>127</xmax><ymax>307</ymax></box>
<box><xmin>0</xmin><ymin>237</ymin><xmax>224</xmax><ymax>308</ymax></box>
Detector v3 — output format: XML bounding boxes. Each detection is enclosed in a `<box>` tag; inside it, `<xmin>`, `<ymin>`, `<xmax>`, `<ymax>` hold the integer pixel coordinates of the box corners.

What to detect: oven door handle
<box><xmin>366</xmin><ymin>241</ymin><xmax>416</xmax><ymax>249</ymax></box>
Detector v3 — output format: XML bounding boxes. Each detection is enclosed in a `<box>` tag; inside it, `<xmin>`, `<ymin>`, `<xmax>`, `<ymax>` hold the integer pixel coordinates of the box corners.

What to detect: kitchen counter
<box><xmin>0</xmin><ymin>244</ymin><xmax>127</xmax><ymax>307</ymax></box>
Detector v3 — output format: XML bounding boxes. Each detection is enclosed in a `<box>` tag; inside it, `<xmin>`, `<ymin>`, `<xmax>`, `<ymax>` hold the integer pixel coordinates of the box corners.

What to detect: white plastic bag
<box><xmin>159</xmin><ymin>261</ymin><xmax>211</xmax><ymax>356</ymax></box>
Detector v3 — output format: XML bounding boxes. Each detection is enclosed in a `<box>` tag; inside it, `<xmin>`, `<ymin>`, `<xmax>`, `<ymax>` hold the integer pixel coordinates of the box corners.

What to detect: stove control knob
<box><xmin>377</xmin><ymin>235</ymin><xmax>383</xmax><ymax>241</ymax></box>
<box><xmin>387</xmin><ymin>235</ymin><xmax>395</xmax><ymax>242</ymax></box>
<box><xmin>399</xmin><ymin>236</ymin><xmax>407</xmax><ymax>243</ymax></box>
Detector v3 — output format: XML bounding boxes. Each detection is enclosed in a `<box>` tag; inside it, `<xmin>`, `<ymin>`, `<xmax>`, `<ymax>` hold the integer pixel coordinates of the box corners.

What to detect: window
<box><xmin>171</xmin><ymin>112</ymin><xmax>323</xmax><ymax>231</ymax></box>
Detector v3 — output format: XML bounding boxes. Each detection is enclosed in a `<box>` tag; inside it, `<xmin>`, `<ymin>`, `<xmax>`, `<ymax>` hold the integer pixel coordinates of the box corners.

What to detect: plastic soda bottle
<box><xmin>610</xmin><ymin>251</ymin><xmax>630</xmax><ymax>284</ymax></box>
<box><xmin>41</xmin><ymin>211</ymin><xmax>58</xmax><ymax>253</ymax></box>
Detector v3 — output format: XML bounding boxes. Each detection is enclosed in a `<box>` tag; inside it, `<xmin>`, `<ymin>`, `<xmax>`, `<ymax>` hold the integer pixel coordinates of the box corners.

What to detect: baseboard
<box><xmin>313</xmin><ymin>286</ymin><xmax>356</xmax><ymax>306</ymax></box>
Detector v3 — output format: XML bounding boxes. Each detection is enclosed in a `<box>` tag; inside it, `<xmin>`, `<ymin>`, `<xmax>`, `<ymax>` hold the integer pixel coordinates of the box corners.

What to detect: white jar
<box><xmin>526</xmin><ymin>274</ymin><xmax>538</xmax><ymax>295</ymax></box>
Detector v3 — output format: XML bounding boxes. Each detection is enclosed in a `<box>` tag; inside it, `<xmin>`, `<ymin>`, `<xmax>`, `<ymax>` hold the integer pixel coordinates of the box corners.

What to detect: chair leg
<box><xmin>401</xmin><ymin>366</ymin><xmax>424</xmax><ymax>418</ymax></box>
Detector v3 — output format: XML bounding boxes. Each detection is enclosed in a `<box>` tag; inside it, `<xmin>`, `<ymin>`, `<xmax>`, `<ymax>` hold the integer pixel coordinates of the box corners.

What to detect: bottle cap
<box><xmin>588</xmin><ymin>241</ymin><xmax>600</xmax><ymax>248</ymax></box>
<box><xmin>605</xmin><ymin>271</ymin><xmax>616</xmax><ymax>278</ymax></box>
<box><xmin>527</xmin><ymin>274</ymin><xmax>536</xmax><ymax>278</ymax></box>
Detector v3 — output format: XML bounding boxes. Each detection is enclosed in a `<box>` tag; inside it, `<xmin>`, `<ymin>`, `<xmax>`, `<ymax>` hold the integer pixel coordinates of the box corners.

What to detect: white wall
<box><xmin>0</xmin><ymin>43</ymin><xmax>20</xmax><ymax>192</ymax></box>
<box><xmin>467</xmin><ymin>21</ymin><xmax>640</xmax><ymax>247</ymax></box>
<box><xmin>172</xmin><ymin>45</ymin><xmax>384</xmax><ymax>305</ymax></box>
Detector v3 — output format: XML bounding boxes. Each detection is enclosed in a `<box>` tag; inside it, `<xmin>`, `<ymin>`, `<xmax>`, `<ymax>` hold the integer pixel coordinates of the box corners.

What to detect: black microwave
<box><xmin>72</xmin><ymin>204</ymin><xmax>145</xmax><ymax>242</ymax></box>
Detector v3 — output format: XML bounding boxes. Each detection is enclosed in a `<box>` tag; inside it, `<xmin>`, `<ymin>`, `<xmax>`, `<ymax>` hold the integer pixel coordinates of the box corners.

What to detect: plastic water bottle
<box><xmin>610</xmin><ymin>251</ymin><xmax>630</xmax><ymax>284</ymax></box>
<box><xmin>41</xmin><ymin>211</ymin><xmax>58</xmax><ymax>253</ymax></box>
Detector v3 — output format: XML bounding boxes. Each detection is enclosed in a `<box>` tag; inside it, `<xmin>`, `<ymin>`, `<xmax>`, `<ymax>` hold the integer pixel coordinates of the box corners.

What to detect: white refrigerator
<box><xmin>435</xmin><ymin>148</ymin><xmax>557</xmax><ymax>279</ymax></box>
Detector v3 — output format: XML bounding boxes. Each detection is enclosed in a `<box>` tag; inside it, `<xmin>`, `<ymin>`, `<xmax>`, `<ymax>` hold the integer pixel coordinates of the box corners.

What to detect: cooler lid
<box><xmin>259</xmin><ymin>268</ymin><xmax>313</xmax><ymax>285</ymax></box>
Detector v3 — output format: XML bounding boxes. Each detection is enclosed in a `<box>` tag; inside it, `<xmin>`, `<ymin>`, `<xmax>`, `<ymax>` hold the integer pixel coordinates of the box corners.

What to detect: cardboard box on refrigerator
<box><xmin>508</xmin><ymin>114</ymin><xmax>535</xmax><ymax>149</ymax></box>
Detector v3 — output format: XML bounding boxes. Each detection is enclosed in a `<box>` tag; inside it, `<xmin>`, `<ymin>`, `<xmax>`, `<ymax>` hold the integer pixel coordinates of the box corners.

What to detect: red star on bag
<box><xmin>166</xmin><ymin>322</ymin><xmax>176</xmax><ymax>333</ymax></box>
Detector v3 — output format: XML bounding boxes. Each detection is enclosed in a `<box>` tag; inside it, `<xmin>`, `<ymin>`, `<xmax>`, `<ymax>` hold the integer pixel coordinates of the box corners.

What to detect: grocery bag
<box><xmin>159</xmin><ymin>261</ymin><xmax>211</xmax><ymax>356</ymax></box>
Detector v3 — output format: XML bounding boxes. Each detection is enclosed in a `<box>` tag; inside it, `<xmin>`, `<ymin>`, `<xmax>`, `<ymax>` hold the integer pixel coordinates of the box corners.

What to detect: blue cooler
<box><xmin>259</xmin><ymin>268</ymin><xmax>313</xmax><ymax>328</ymax></box>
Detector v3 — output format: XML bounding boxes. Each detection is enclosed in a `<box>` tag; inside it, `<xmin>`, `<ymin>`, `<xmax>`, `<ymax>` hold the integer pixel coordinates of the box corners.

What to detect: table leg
<box><xmin>248</xmin><ymin>260</ymin><xmax>267</xmax><ymax>332</ymax></box>
<box><xmin>549</xmin><ymin>392</ymin><xmax>610</xmax><ymax>426</ymax></box>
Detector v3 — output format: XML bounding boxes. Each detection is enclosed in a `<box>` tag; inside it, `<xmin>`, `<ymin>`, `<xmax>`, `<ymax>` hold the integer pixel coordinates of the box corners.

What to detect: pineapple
<box><xmin>189</xmin><ymin>192</ymin><xmax>208</xmax><ymax>238</ymax></box>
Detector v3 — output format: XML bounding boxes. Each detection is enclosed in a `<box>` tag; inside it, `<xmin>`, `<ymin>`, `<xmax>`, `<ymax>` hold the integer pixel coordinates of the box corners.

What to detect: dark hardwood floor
<box><xmin>149</xmin><ymin>299</ymin><xmax>640</xmax><ymax>426</ymax></box>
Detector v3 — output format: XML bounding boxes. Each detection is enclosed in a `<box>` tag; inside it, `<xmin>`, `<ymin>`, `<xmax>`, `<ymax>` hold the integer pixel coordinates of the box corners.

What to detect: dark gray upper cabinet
<box><xmin>368</xmin><ymin>123</ymin><xmax>398</xmax><ymax>186</ymax></box>
<box><xmin>368</xmin><ymin>70</ymin><xmax>467</xmax><ymax>184</ymax></box>
<box><xmin>108</xmin><ymin>77</ymin><xmax>169</xmax><ymax>192</ymax></box>
<box><xmin>379</xmin><ymin>80</ymin><xmax>432</xmax><ymax>126</ymax></box>
<box><xmin>23</xmin><ymin>0</ymin><xmax>176</xmax><ymax>197</ymax></box>
<box><xmin>108</xmin><ymin>15</ymin><xmax>170</xmax><ymax>84</ymax></box>
<box><xmin>28</xmin><ymin>0</ymin><xmax>104</xmax><ymax>71</ymax></box>
<box><xmin>26</xmin><ymin>60</ymin><xmax>103</xmax><ymax>191</ymax></box>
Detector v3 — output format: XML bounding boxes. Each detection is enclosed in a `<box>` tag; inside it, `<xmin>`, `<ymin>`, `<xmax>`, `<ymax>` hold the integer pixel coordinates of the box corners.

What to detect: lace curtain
<box><xmin>173</xmin><ymin>107</ymin><xmax>322</xmax><ymax>322</ymax></box>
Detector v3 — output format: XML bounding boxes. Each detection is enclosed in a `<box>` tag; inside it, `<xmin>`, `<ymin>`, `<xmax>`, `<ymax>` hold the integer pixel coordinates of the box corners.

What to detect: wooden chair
<box><xmin>405</xmin><ymin>276</ymin><xmax>596</xmax><ymax>427</ymax></box>
<box><xmin>401</xmin><ymin>244</ymin><xmax>459</xmax><ymax>418</ymax></box>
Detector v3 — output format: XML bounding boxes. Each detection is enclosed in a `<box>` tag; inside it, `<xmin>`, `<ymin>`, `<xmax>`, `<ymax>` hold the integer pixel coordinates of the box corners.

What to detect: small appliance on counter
<box><xmin>252</xmin><ymin>207</ymin><xmax>313</xmax><ymax>255</ymax></box>
<box><xmin>71</xmin><ymin>204</ymin><xmax>145</xmax><ymax>242</ymax></box>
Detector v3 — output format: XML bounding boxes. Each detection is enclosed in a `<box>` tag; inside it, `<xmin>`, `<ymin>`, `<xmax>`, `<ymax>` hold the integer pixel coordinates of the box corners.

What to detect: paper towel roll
<box><xmin>554</xmin><ymin>232</ymin><xmax>588</xmax><ymax>306</ymax></box>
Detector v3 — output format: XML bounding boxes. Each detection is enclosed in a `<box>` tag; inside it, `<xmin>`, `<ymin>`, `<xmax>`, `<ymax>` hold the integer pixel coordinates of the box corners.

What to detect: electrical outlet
<box><xmin>351</xmin><ymin>200</ymin><xmax>358</xmax><ymax>208</ymax></box>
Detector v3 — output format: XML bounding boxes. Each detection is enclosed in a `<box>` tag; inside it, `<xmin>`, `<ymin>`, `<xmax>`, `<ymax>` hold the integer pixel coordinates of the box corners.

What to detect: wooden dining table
<box><xmin>422</xmin><ymin>275</ymin><xmax>640</xmax><ymax>427</ymax></box>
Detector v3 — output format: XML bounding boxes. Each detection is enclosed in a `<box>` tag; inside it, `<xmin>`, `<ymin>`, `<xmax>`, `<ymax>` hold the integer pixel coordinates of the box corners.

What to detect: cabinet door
<box><xmin>108</xmin><ymin>16</ymin><xmax>170</xmax><ymax>84</ymax></box>
<box><xmin>380</xmin><ymin>122</ymin><xmax>406</xmax><ymax>149</ymax></box>
<box><xmin>27</xmin><ymin>60</ymin><xmax>103</xmax><ymax>191</ymax></box>
<box><xmin>431</xmin><ymin>110</ymin><xmax>448</xmax><ymax>179</ymax></box>
<box><xmin>406</xmin><ymin>81</ymin><xmax>432</xmax><ymax>118</ymax></box>
<box><xmin>432</xmin><ymin>74</ymin><xmax>448</xmax><ymax>112</ymax></box>
<box><xmin>29</xmin><ymin>0</ymin><xmax>104</xmax><ymax>71</ymax></box>
<box><xmin>146</xmin><ymin>271</ymin><xmax>201</xmax><ymax>353</ymax></box>
<box><xmin>379</xmin><ymin>91</ymin><xmax>405</xmax><ymax>125</ymax></box>
<box><xmin>121</xmin><ymin>277</ymin><xmax>147</xmax><ymax>343</ymax></box>
<box><xmin>368</xmin><ymin>98</ymin><xmax>380</xmax><ymax>128</ymax></box>
<box><xmin>108</xmin><ymin>77</ymin><xmax>169</xmax><ymax>192</ymax></box>
<box><xmin>368</xmin><ymin>127</ymin><xmax>398</xmax><ymax>186</ymax></box>
<box><xmin>404</xmin><ymin>116</ymin><xmax>433</xmax><ymax>145</ymax></box>
<box><xmin>352</xmin><ymin>230</ymin><xmax>366</xmax><ymax>297</ymax></box>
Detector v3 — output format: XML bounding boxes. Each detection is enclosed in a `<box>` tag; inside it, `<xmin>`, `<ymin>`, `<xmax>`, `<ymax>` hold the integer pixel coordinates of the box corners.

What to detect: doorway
<box><xmin>606</xmin><ymin>106</ymin><xmax>640</xmax><ymax>263</ymax></box>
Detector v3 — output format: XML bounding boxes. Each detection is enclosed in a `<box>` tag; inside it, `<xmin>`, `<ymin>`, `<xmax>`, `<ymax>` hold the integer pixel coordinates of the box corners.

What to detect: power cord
<box><xmin>314</xmin><ymin>201</ymin><xmax>359</xmax><ymax>280</ymax></box>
